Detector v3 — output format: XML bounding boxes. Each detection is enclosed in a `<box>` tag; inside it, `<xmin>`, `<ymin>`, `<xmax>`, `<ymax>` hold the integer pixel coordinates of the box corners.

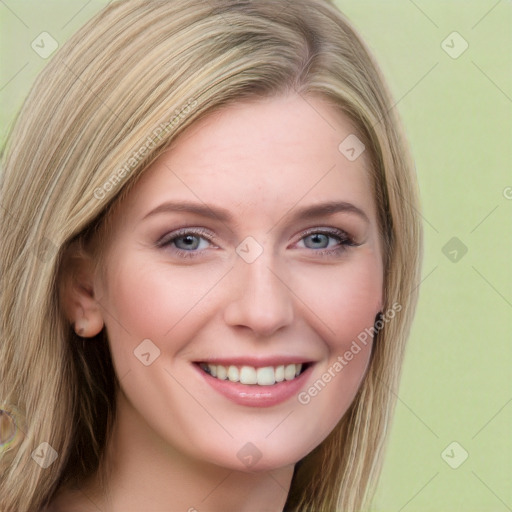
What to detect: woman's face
<box><xmin>93</xmin><ymin>93</ymin><xmax>383</xmax><ymax>471</ymax></box>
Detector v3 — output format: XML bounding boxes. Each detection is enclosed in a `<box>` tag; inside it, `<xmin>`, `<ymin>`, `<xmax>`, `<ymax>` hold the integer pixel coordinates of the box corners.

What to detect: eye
<box><xmin>173</xmin><ymin>233</ymin><xmax>209</xmax><ymax>251</ymax></box>
<box><xmin>301</xmin><ymin>233</ymin><xmax>338</xmax><ymax>250</ymax></box>
<box><xmin>295</xmin><ymin>228</ymin><xmax>358</xmax><ymax>256</ymax></box>
<box><xmin>156</xmin><ymin>227</ymin><xmax>215</xmax><ymax>259</ymax></box>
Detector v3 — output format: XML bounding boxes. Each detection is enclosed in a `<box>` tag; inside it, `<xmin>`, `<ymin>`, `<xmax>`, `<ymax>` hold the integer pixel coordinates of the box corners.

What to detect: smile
<box><xmin>198</xmin><ymin>362</ymin><xmax>307</xmax><ymax>386</ymax></box>
<box><xmin>194</xmin><ymin>360</ymin><xmax>314</xmax><ymax>407</ymax></box>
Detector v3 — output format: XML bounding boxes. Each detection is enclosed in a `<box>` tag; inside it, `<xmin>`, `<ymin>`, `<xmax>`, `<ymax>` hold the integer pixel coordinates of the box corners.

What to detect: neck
<box><xmin>79</xmin><ymin>390</ymin><xmax>294</xmax><ymax>512</ymax></box>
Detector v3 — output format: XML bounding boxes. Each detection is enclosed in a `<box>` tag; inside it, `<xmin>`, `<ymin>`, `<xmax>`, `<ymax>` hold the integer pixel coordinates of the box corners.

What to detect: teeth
<box><xmin>284</xmin><ymin>363</ymin><xmax>297</xmax><ymax>381</ymax></box>
<box><xmin>216</xmin><ymin>365</ymin><xmax>227</xmax><ymax>380</ymax></box>
<box><xmin>257</xmin><ymin>367</ymin><xmax>275</xmax><ymax>386</ymax></box>
<box><xmin>227</xmin><ymin>365</ymin><xmax>239</xmax><ymax>382</ymax></box>
<box><xmin>200</xmin><ymin>362</ymin><xmax>305</xmax><ymax>386</ymax></box>
<box><xmin>240</xmin><ymin>366</ymin><xmax>257</xmax><ymax>384</ymax></box>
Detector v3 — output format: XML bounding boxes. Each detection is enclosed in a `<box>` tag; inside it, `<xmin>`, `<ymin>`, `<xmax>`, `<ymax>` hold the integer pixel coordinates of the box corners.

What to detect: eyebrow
<box><xmin>142</xmin><ymin>200</ymin><xmax>369</xmax><ymax>224</ymax></box>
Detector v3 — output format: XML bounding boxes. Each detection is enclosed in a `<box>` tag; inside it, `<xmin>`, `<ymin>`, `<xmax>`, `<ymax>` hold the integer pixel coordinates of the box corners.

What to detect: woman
<box><xmin>0</xmin><ymin>0</ymin><xmax>422</xmax><ymax>510</ymax></box>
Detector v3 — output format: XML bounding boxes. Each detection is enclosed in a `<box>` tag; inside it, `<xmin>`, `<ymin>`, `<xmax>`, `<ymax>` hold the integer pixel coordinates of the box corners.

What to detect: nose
<box><xmin>223</xmin><ymin>255</ymin><xmax>294</xmax><ymax>338</ymax></box>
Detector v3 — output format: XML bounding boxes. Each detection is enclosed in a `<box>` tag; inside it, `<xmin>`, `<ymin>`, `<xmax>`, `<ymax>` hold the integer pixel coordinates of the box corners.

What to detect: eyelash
<box><xmin>156</xmin><ymin>227</ymin><xmax>359</xmax><ymax>260</ymax></box>
<box><xmin>157</xmin><ymin>228</ymin><xmax>214</xmax><ymax>260</ymax></box>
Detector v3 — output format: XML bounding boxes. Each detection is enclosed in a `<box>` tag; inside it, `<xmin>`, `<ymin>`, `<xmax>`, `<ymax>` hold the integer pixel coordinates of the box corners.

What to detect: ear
<box><xmin>58</xmin><ymin>242</ymin><xmax>105</xmax><ymax>338</ymax></box>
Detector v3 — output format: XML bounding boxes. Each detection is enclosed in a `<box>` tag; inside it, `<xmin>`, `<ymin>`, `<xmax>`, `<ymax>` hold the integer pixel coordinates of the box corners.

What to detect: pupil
<box><xmin>308</xmin><ymin>233</ymin><xmax>327</xmax><ymax>248</ymax></box>
<box><xmin>177</xmin><ymin>235</ymin><xmax>198</xmax><ymax>250</ymax></box>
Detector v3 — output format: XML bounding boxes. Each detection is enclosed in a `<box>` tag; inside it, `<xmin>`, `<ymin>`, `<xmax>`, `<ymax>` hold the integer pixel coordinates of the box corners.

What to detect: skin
<box><xmin>55</xmin><ymin>93</ymin><xmax>383</xmax><ymax>512</ymax></box>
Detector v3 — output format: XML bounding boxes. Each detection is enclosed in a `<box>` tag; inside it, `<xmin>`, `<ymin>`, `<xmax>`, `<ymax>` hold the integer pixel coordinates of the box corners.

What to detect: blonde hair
<box><xmin>0</xmin><ymin>1</ymin><xmax>422</xmax><ymax>510</ymax></box>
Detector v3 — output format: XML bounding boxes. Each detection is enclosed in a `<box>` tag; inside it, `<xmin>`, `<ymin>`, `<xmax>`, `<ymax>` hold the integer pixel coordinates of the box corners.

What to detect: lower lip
<box><xmin>193</xmin><ymin>363</ymin><xmax>313</xmax><ymax>408</ymax></box>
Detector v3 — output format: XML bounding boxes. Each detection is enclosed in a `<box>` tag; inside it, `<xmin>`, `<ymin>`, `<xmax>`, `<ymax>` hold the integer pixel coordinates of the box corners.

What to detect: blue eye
<box><xmin>301</xmin><ymin>233</ymin><xmax>336</xmax><ymax>249</ymax></box>
<box><xmin>296</xmin><ymin>229</ymin><xmax>356</xmax><ymax>256</ymax></box>
<box><xmin>157</xmin><ymin>228</ymin><xmax>214</xmax><ymax>259</ymax></box>
<box><xmin>172</xmin><ymin>234</ymin><xmax>209</xmax><ymax>251</ymax></box>
<box><xmin>157</xmin><ymin>227</ymin><xmax>358</xmax><ymax>260</ymax></box>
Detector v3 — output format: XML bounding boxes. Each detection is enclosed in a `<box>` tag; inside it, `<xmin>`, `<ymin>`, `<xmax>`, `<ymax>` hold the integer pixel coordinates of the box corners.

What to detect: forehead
<box><xmin>118</xmin><ymin>93</ymin><xmax>377</xmax><ymax>225</ymax></box>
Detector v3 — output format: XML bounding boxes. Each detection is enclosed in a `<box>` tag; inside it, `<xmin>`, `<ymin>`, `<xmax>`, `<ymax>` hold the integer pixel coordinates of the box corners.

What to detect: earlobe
<box><xmin>72</xmin><ymin>305</ymin><xmax>104</xmax><ymax>338</ymax></box>
<box><xmin>74</xmin><ymin>315</ymin><xmax>88</xmax><ymax>336</ymax></box>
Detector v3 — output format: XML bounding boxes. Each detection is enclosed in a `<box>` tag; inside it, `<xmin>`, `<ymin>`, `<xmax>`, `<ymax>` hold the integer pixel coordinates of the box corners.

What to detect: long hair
<box><xmin>0</xmin><ymin>1</ymin><xmax>422</xmax><ymax>510</ymax></box>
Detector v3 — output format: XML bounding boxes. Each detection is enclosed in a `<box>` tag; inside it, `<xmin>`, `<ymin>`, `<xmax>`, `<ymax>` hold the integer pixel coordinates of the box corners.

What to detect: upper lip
<box><xmin>195</xmin><ymin>356</ymin><xmax>315</xmax><ymax>368</ymax></box>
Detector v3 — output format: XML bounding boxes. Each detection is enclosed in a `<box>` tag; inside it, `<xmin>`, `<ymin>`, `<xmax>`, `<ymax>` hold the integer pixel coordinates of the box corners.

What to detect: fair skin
<box><xmin>55</xmin><ymin>93</ymin><xmax>383</xmax><ymax>512</ymax></box>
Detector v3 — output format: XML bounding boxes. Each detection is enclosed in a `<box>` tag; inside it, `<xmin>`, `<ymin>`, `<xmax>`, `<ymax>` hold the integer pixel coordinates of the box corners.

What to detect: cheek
<box><xmin>291</xmin><ymin>254</ymin><xmax>382</xmax><ymax>425</ymax></box>
<box><xmin>292</xmin><ymin>251</ymin><xmax>383</xmax><ymax>345</ymax></box>
<box><xmin>98</xmin><ymin>254</ymin><xmax>228</xmax><ymax>374</ymax></box>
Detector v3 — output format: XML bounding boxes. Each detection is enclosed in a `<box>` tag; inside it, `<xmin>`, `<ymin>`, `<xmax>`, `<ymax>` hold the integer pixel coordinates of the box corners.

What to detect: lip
<box><xmin>193</xmin><ymin>361</ymin><xmax>314</xmax><ymax>408</ymax></box>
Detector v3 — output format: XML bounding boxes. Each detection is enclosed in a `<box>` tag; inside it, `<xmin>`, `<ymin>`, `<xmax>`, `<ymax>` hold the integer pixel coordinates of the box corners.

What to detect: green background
<box><xmin>1</xmin><ymin>1</ymin><xmax>511</xmax><ymax>510</ymax></box>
